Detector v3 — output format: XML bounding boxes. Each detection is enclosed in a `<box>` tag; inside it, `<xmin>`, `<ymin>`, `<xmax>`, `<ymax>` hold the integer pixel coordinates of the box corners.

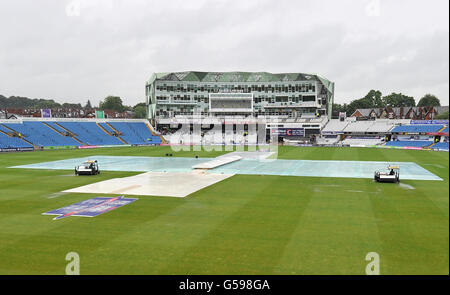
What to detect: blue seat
<box><xmin>46</xmin><ymin>122</ymin><xmax>68</xmax><ymax>134</ymax></box>
<box><xmin>385</xmin><ymin>141</ymin><xmax>433</xmax><ymax>147</ymax></box>
<box><xmin>57</xmin><ymin>122</ymin><xmax>123</xmax><ymax>146</ymax></box>
<box><xmin>2</xmin><ymin>122</ymin><xmax>80</xmax><ymax>147</ymax></box>
<box><xmin>98</xmin><ymin>123</ymin><xmax>115</xmax><ymax>134</ymax></box>
<box><xmin>0</xmin><ymin>132</ymin><xmax>34</xmax><ymax>149</ymax></box>
<box><xmin>108</xmin><ymin>122</ymin><xmax>161</xmax><ymax>145</ymax></box>
<box><xmin>433</xmin><ymin>142</ymin><xmax>449</xmax><ymax>150</ymax></box>
<box><xmin>1</xmin><ymin>121</ymin><xmax>160</xmax><ymax>148</ymax></box>
<box><xmin>391</xmin><ymin>125</ymin><xmax>444</xmax><ymax>133</ymax></box>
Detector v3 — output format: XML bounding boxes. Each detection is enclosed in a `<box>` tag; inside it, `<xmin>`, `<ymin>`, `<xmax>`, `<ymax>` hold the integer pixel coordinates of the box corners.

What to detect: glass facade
<box><xmin>146</xmin><ymin>72</ymin><xmax>334</xmax><ymax>123</ymax></box>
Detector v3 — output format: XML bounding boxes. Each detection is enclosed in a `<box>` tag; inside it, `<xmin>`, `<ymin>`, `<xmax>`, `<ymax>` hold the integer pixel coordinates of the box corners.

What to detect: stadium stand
<box><xmin>2</xmin><ymin>122</ymin><xmax>81</xmax><ymax>147</ymax></box>
<box><xmin>164</xmin><ymin>128</ymin><xmax>256</xmax><ymax>146</ymax></box>
<box><xmin>432</xmin><ymin>142</ymin><xmax>449</xmax><ymax>150</ymax></box>
<box><xmin>57</xmin><ymin>122</ymin><xmax>123</xmax><ymax>146</ymax></box>
<box><xmin>98</xmin><ymin>122</ymin><xmax>116</xmax><ymax>135</ymax></box>
<box><xmin>108</xmin><ymin>122</ymin><xmax>161</xmax><ymax>145</ymax></box>
<box><xmin>317</xmin><ymin>119</ymin><xmax>448</xmax><ymax>150</ymax></box>
<box><xmin>316</xmin><ymin>135</ymin><xmax>340</xmax><ymax>145</ymax></box>
<box><xmin>0</xmin><ymin>119</ymin><xmax>161</xmax><ymax>150</ymax></box>
<box><xmin>0</xmin><ymin>124</ymin><xmax>14</xmax><ymax>135</ymax></box>
<box><xmin>0</xmin><ymin>117</ymin><xmax>447</xmax><ymax>152</ymax></box>
<box><xmin>343</xmin><ymin>121</ymin><xmax>375</xmax><ymax>133</ymax></box>
<box><xmin>341</xmin><ymin>137</ymin><xmax>385</xmax><ymax>146</ymax></box>
<box><xmin>0</xmin><ymin>132</ymin><xmax>33</xmax><ymax>149</ymax></box>
<box><xmin>165</xmin><ymin>130</ymin><xmax>197</xmax><ymax>145</ymax></box>
<box><xmin>365</xmin><ymin>121</ymin><xmax>395</xmax><ymax>133</ymax></box>
<box><xmin>385</xmin><ymin>140</ymin><xmax>433</xmax><ymax>148</ymax></box>
<box><xmin>321</xmin><ymin>119</ymin><xmax>349</xmax><ymax>133</ymax></box>
<box><xmin>391</xmin><ymin>125</ymin><xmax>444</xmax><ymax>133</ymax></box>
<box><xmin>44</xmin><ymin>122</ymin><xmax>74</xmax><ymax>137</ymax></box>
<box><xmin>322</xmin><ymin>119</ymin><xmax>401</xmax><ymax>134</ymax></box>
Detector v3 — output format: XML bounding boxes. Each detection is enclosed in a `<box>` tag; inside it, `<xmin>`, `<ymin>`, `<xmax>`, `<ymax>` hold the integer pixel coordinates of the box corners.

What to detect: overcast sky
<box><xmin>0</xmin><ymin>0</ymin><xmax>448</xmax><ymax>107</ymax></box>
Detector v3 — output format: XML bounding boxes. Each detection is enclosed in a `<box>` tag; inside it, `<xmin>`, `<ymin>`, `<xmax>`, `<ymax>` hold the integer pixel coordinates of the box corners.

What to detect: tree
<box><xmin>435</xmin><ymin>111</ymin><xmax>449</xmax><ymax>119</ymax></box>
<box><xmin>0</xmin><ymin>94</ymin><xmax>64</xmax><ymax>109</ymax></box>
<box><xmin>99</xmin><ymin>96</ymin><xmax>125</xmax><ymax>112</ymax></box>
<box><xmin>133</xmin><ymin>105</ymin><xmax>147</xmax><ymax>118</ymax></box>
<box><xmin>345</xmin><ymin>90</ymin><xmax>384</xmax><ymax>116</ymax></box>
<box><xmin>122</xmin><ymin>105</ymin><xmax>132</xmax><ymax>112</ymax></box>
<box><xmin>332</xmin><ymin>103</ymin><xmax>346</xmax><ymax>113</ymax></box>
<box><xmin>134</xmin><ymin>102</ymin><xmax>146</xmax><ymax>108</ymax></box>
<box><xmin>62</xmin><ymin>103</ymin><xmax>82</xmax><ymax>109</ymax></box>
<box><xmin>417</xmin><ymin>94</ymin><xmax>440</xmax><ymax>107</ymax></box>
<box><xmin>35</xmin><ymin>100</ymin><xmax>60</xmax><ymax>109</ymax></box>
<box><xmin>85</xmin><ymin>100</ymin><xmax>92</xmax><ymax>109</ymax></box>
<box><xmin>382</xmin><ymin>92</ymin><xmax>415</xmax><ymax>107</ymax></box>
<box><xmin>363</xmin><ymin>89</ymin><xmax>384</xmax><ymax>108</ymax></box>
<box><xmin>332</xmin><ymin>103</ymin><xmax>349</xmax><ymax>118</ymax></box>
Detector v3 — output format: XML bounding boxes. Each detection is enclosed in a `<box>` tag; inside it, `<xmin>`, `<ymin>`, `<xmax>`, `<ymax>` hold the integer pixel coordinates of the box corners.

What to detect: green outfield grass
<box><xmin>0</xmin><ymin>146</ymin><xmax>448</xmax><ymax>274</ymax></box>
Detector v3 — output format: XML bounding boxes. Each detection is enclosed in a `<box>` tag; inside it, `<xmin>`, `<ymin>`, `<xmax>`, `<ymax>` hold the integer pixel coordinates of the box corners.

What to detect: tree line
<box><xmin>333</xmin><ymin>91</ymin><xmax>443</xmax><ymax>117</ymax></box>
<box><xmin>0</xmin><ymin>94</ymin><xmax>147</xmax><ymax>119</ymax></box>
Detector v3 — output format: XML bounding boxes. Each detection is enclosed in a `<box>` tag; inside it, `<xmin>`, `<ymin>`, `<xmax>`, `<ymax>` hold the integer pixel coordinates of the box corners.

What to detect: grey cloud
<box><xmin>0</xmin><ymin>0</ymin><xmax>448</xmax><ymax>106</ymax></box>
